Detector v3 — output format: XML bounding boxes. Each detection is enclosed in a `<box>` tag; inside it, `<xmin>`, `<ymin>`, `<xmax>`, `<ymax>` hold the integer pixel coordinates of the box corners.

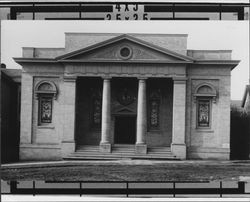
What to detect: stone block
<box><xmin>187</xmin><ymin>147</ymin><xmax>230</xmax><ymax>160</ymax></box>
<box><xmin>61</xmin><ymin>142</ymin><xmax>75</xmax><ymax>157</ymax></box>
<box><xmin>20</xmin><ymin>145</ymin><xmax>61</xmax><ymax>160</ymax></box>
<box><xmin>100</xmin><ymin>143</ymin><xmax>111</xmax><ymax>153</ymax></box>
<box><xmin>171</xmin><ymin>143</ymin><xmax>186</xmax><ymax>159</ymax></box>
<box><xmin>135</xmin><ymin>144</ymin><xmax>147</xmax><ymax>154</ymax></box>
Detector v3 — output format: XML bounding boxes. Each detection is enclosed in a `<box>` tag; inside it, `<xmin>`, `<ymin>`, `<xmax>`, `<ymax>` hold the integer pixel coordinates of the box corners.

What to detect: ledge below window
<box><xmin>37</xmin><ymin>125</ymin><xmax>55</xmax><ymax>129</ymax></box>
<box><xmin>195</xmin><ymin>128</ymin><xmax>214</xmax><ymax>133</ymax></box>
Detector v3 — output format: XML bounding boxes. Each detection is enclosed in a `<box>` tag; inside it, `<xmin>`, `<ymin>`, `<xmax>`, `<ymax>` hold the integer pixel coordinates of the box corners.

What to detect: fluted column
<box><xmin>171</xmin><ymin>77</ymin><xmax>187</xmax><ymax>159</ymax></box>
<box><xmin>100</xmin><ymin>77</ymin><xmax>111</xmax><ymax>153</ymax></box>
<box><xmin>136</xmin><ymin>78</ymin><xmax>147</xmax><ymax>154</ymax></box>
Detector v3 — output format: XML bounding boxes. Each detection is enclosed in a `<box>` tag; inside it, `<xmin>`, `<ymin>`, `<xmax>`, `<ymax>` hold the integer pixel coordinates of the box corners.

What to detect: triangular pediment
<box><xmin>56</xmin><ymin>34</ymin><xmax>193</xmax><ymax>63</ymax></box>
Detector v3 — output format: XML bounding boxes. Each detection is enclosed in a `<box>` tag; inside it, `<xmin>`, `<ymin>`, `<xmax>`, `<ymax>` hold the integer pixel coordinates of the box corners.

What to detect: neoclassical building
<box><xmin>14</xmin><ymin>33</ymin><xmax>240</xmax><ymax>160</ymax></box>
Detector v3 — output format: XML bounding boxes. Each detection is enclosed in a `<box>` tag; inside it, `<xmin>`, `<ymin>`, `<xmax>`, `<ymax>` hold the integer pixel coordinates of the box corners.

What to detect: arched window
<box><xmin>35</xmin><ymin>81</ymin><xmax>58</xmax><ymax>125</ymax></box>
<box><xmin>193</xmin><ymin>83</ymin><xmax>217</xmax><ymax>128</ymax></box>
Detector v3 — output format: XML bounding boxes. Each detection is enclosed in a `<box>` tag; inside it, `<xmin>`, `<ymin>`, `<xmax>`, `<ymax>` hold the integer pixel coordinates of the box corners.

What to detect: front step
<box><xmin>65</xmin><ymin>145</ymin><xmax>179</xmax><ymax>160</ymax></box>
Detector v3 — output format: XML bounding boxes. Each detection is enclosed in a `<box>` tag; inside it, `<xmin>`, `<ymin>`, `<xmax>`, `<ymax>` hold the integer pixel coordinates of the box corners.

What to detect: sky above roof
<box><xmin>1</xmin><ymin>21</ymin><xmax>249</xmax><ymax>100</ymax></box>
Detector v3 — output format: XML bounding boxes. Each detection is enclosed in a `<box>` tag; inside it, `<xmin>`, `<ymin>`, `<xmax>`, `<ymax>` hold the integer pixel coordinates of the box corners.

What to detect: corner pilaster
<box><xmin>61</xmin><ymin>76</ymin><xmax>77</xmax><ymax>157</ymax></box>
<box><xmin>171</xmin><ymin>77</ymin><xmax>187</xmax><ymax>159</ymax></box>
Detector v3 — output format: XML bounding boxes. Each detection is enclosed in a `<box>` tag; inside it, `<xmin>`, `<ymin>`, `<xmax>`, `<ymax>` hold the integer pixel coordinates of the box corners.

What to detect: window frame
<box><xmin>34</xmin><ymin>80</ymin><xmax>58</xmax><ymax>127</ymax></box>
<box><xmin>196</xmin><ymin>98</ymin><xmax>212</xmax><ymax>129</ymax></box>
<box><xmin>38</xmin><ymin>95</ymin><xmax>54</xmax><ymax>126</ymax></box>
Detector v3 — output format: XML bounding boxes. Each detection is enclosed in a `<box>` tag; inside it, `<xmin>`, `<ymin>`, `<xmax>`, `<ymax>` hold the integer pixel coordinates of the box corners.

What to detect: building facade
<box><xmin>14</xmin><ymin>33</ymin><xmax>239</xmax><ymax>160</ymax></box>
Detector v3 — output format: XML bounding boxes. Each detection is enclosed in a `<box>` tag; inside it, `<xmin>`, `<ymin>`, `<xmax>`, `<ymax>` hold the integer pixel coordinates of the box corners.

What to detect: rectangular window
<box><xmin>197</xmin><ymin>99</ymin><xmax>210</xmax><ymax>128</ymax></box>
<box><xmin>39</xmin><ymin>97</ymin><xmax>53</xmax><ymax>124</ymax></box>
<box><xmin>149</xmin><ymin>100</ymin><xmax>160</xmax><ymax>129</ymax></box>
<box><xmin>92</xmin><ymin>98</ymin><xmax>101</xmax><ymax>127</ymax></box>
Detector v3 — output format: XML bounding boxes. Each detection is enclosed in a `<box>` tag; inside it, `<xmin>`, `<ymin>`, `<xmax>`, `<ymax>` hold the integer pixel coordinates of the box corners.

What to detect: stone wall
<box><xmin>19</xmin><ymin>64</ymin><xmax>64</xmax><ymax>160</ymax></box>
<box><xmin>186</xmin><ymin>65</ymin><xmax>231</xmax><ymax>159</ymax></box>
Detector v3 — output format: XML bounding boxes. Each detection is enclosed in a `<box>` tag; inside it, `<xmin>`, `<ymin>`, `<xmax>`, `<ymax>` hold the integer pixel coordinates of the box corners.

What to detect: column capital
<box><xmin>63</xmin><ymin>76</ymin><xmax>77</xmax><ymax>82</ymax></box>
<box><xmin>102</xmin><ymin>75</ymin><xmax>112</xmax><ymax>80</ymax></box>
<box><xmin>137</xmin><ymin>76</ymin><xmax>148</xmax><ymax>80</ymax></box>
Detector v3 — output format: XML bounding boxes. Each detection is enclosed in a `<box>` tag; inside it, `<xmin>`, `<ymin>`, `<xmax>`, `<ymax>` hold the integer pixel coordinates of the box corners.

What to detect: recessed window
<box><xmin>35</xmin><ymin>81</ymin><xmax>58</xmax><ymax>126</ymax></box>
<box><xmin>193</xmin><ymin>83</ymin><xmax>217</xmax><ymax>129</ymax></box>
<box><xmin>91</xmin><ymin>89</ymin><xmax>102</xmax><ymax>128</ymax></box>
<box><xmin>197</xmin><ymin>99</ymin><xmax>210</xmax><ymax>127</ymax></box>
<box><xmin>39</xmin><ymin>97</ymin><xmax>53</xmax><ymax>124</ymax></box>
<box><xmin>149</xmin><ymin>90</ymin><xmax>161</xmax><ymax>130</ymax></box>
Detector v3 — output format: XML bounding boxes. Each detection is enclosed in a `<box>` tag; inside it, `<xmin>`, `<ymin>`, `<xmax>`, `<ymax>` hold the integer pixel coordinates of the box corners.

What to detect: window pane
<box><xmin>198</xmin><ymin>100</ymin><xmax>210</xmax><ymax>127</ymax></box>
<box><xmin>40</xmin><ymin>98</ymin><xmax>52</xmax><ymax>124</ymax></box>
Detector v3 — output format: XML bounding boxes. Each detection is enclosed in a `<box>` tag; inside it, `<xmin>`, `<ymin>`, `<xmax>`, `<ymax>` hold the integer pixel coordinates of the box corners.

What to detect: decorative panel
<box><xmin>91</xmin><ymin>89</ymin><xmax>102</xmax><ymax>127</ymax></box>
<box><xmin>116</xmin><ymin>88</ymin><xmax>135</xmax><ymax>106</ymax></box>
<box><xmin>150</xmin><ymin>100</ymin><xmax>159</xmax><ymax>127</ymax></box>
<box><xmin>149</xmin><ymin>90</ymin><xmax>161</xmax><ymax>129</ymax></box>
<box><xmin>40</xmin><ymin>97</ymin><xmax>52</xmax><ymax>124</ymax></box>
<box><xmin>93</xmin><ymin>98</ymin><xmax>101</xmax><ymax>125</ymax></box>
<box><xmin>197</xmin><ymin>100</ymin><xmax>210</xmax><ymax>127</ymax></box>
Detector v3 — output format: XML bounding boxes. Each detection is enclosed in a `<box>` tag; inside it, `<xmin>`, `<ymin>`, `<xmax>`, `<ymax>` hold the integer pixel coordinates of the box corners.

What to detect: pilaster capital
<box><xmin>63</xmin><ymin>76</ymin><xmax>77</xmax><ymax>82</ymax></box>
<box><xmin>173</xmin><ymin>76</ymin><xmax>188</xmax><ymax>84</ymax></box>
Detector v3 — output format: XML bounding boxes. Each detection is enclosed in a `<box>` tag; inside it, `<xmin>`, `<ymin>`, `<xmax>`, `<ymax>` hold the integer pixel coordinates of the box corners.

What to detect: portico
<box><xmin>66</xmin><ymin>74</ymin><xmax>186</xmax><ymax>159</ymax></box>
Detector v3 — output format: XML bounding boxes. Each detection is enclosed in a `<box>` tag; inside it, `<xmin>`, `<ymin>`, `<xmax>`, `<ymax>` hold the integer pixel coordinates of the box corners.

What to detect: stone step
<box><xmin>73</xmin><ymin>145</ymin><xmax>176</xmax><ymax>160</ymax></box>
<box><xmin>148</xmin><ymin>147</ymin><xmax>171</xmax><ymax>152</ymax></box>
<box><xmin>77</xmin><ymin>145</ymin><xmax>99</xmax><ymax>150</ymax></box>
<box><xmin>65</xmin><ymin>153</ymin><xmax>178</xmax><ymax>160</ymax></box>
<box><xmin>69</xmin><ymin>152</ymin><xmax>177</xmax><ymax>158</ymax></box>
<box><xmin>73</xmin><ymin>151</ymin><xmax>174</xmax><ymax>157</ymax></box>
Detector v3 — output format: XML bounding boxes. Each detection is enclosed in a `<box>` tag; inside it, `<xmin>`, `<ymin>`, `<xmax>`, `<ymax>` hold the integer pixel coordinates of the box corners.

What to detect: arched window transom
<box><xmin>35</xmin><ymin>81</ymin><xmax>58</xmax><ymax>125</ymax></box>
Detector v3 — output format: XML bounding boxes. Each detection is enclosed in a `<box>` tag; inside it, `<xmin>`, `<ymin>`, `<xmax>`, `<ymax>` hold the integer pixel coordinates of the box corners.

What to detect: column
<box><xmin>100</xmin><ymin>77</ymin><xmax>111</xmax><ymax>153</ymax></box>
<box><xmin>62</xmin><ymin>76</ymin><xmax>76</xmax><ymax>157</ymax></box>
<box><xmin>171</xmin><ymin>77</ymin><xmax>187</xmax><ymax>159</ymax></box>
<box><xmin>136</xmin><ymin>78</ymin><xmax>147</xmax><ymax>154</ymax></box>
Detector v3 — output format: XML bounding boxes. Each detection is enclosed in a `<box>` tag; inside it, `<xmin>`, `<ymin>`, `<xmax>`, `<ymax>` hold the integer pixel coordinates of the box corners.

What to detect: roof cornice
<box><xmin>13</xmin><ymin>57</ymin><xmax>57</xmax><ymax>64</ymax></box>
<box><xmin>58</xmin><ymin>59</ymin><xmax>193</xmax><ymax>64</ymax></box>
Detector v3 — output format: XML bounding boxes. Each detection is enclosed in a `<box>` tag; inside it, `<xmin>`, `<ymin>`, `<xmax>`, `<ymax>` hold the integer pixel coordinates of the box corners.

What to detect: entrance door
<box><xmin>115</xmin><ymin>116</ymin><xmax>136</xmax><ymax>144</ymax></box>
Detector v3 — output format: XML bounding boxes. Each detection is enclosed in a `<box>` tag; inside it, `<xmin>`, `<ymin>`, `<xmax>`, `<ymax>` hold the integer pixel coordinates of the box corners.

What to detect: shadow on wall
<box><xmin>1</xmin><ymin>68</ymin><xmax>20</xmax><ymax>164</ymax></box>
<box><xmin>230</xmin><ymin>106</ymin><xmax>250</xmax><ymax>160</ymax></box>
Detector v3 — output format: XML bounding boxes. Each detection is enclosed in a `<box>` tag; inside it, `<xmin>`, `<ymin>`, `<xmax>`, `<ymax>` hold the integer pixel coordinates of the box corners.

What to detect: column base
<box><xmin>100</xmin><ymin>143</ymin><xmax>111</xmax><ymax>153</ymax></box>
<box><xmin>136</xmin><ymin>144</ymin><xmax>147</xmax><ymax>154</ymax></box>
<box><xmin>61</xmin><ymin>141</ymin><xmax>75</xmax><ymax>158</ymax></box>
<box><xmin>171</xmin><ymin>143</ymin><xmax>186</xmax><ymax>160</ymax></box>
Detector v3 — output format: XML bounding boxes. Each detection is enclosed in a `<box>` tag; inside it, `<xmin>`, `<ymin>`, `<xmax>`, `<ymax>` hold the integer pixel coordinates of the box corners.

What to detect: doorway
<box><xmin>114</xmin><ymin>116</ymin><xmax>136</xmax><ymax>144</ymax></box>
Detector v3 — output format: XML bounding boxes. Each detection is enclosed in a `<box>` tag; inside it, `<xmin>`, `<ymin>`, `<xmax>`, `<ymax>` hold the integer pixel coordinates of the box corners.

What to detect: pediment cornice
<box><xmin>55</xmin><ymin>34</ymin><xmax>194</xmax><ymax>63</ymax></box>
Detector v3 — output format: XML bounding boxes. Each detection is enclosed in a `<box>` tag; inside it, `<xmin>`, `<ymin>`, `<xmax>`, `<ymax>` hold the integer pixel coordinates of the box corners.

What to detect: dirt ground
<box><xmin>1</xmin><ymin>160</ymin><xmax>250</xmax><ymax>182</ymax></box>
